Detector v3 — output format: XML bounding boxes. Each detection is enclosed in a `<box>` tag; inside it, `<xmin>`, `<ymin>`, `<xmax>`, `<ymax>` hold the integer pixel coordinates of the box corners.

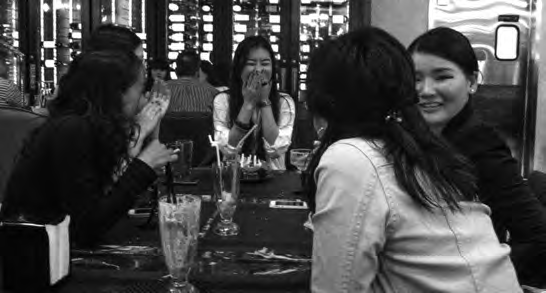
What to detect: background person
<box><xmin>0</xmin><ymin>49</ymin><xmax>25</xmax><ymax>108</ymax></box>
<box><xmin>145</xmin><ymin>58</ymin><xmax>171</xmax><ymax>92</ymax></box>
<box><xmin>166</xmin><ymin>51</ymin><xmax>218</xmax><ymax>113</ymax></box>
<box><xmin>213</xmin><ymin>36</ymin><xmax>295</xmax><ymax>170</ymax></box>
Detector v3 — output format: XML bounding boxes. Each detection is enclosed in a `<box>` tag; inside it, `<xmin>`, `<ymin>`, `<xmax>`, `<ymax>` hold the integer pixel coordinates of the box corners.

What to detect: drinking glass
<box><xmin>158</xmin><ymin>194</ymin><xmax>201</xmax><ymax>293</ymax></box>
<box><xmin>212</xmin><ymin>160</ymin><xmax>241</xmax><ymax>236</ymax></box>
<box><xmin>290</xmin><ymin>149</ymin><xmax>312</xmax><ymax>173</ymax></box>
<box><xmin>170</xmin><ymin>140</ymin><xmax>193</xmax><ymax>183</ymax></box>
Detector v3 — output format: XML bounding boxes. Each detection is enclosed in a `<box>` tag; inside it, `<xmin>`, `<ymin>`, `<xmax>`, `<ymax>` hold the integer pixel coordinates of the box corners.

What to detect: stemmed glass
<box><xmin>158</xmin><ymin>194</ymin><xmax>201</xmax><ymax>293</ymax></box>
<box><xmin>212</xmin><ymin>160</ymin><xmax>241</xmax><ymax>236</ymax></box>
<box><xmin>290</xmin><ymin>149</ymin><xmax>312</xmax><ymax>173</ymax></box>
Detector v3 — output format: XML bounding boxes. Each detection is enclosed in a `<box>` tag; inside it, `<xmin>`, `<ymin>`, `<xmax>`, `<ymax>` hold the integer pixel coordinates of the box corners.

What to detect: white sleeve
<box><xmin>212</xmin><ymin>92</ymin><xmax>233</xmax><ymax>155</ymax></box>
<box><xmin>263</xmin><ymin>93</ymin><xmax>296</xmax><ymax>159</ymax></box>
<box><xmin>311</xmin><ymin>142</ymin><xmax>388</xmax><ymax>293</ymax></box>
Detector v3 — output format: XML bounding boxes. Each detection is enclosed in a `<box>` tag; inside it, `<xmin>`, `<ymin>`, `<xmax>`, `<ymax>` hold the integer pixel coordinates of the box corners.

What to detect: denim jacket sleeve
<box><xmin>311</xmin><ymin>142</ymin><xmax>390</xmax><ymax>293</ymax></box>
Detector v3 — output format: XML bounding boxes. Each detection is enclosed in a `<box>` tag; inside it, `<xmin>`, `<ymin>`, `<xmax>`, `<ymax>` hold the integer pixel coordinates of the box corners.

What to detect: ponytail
<box><xmin>304</xmin><ymin>105</ymin><xmax>477</xmax><ymax>213</ymax></box>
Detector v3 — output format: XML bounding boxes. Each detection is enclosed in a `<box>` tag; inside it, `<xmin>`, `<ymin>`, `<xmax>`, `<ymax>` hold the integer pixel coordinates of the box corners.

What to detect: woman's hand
<box><xmin>242</xmin><ymin>70</ymin><xmax>261</xmax><ymax>106</ymax></box>
<box><xmin>149</xmin><ymin>80</ymin><xmax>171</xmax><ymax>116</ymax></box>
<box><xmin>258</xmin><ymin>80</ymin><xmax>272</xmax><ymax>103</ymax></box>
<box><xmin>137</xmin><ymin>139</ymin><xmax>178</xmax><ymax>171</ymax></box>
<box><xmin>135</xmin><ymin>102</ymin><xmax>162</xmax><ymax>139</ymax></box>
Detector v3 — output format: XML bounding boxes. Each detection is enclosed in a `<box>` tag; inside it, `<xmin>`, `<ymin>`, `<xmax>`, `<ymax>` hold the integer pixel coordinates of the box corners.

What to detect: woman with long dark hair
<box><xmin>0</xmin><ymin>50</ymin><xmax>176</xmax><ymax>246</ymax></box>
<box><xmin>213</xmin><ymin>36</ymin><xmax>295</xmax><ymax>170</ymax></box>
<box><xmin>305</xmin><ymin>27</ymin><xmax>521</xmax><ymax>292</ymax></box>
<box><xmin>409</xmin><ymin>26</ymin><xmax>546</xmax><ymax>285</ymax></box>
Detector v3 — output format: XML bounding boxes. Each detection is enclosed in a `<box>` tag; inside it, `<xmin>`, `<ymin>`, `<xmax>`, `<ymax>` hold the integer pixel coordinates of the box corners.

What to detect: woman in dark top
<box><xmin>409</xmin><ymin>27</ymin><xmax>546</xmax><ymax>285</ymax></box>
<box><xmin>0</xmin><ymin>50</ymin><xmax>177</xmax><ymax>246</ymax></box>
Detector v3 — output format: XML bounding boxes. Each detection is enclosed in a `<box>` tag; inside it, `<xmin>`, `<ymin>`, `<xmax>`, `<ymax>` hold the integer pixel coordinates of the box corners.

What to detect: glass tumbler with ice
<box><xmin>212</xmin><ymin>159</ymin><xmax>241</xmax><ymax>236</ymax></box>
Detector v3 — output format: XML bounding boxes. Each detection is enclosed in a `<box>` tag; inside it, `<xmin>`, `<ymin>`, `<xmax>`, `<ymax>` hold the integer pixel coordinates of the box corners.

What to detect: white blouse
<box><xmin>212</xmin><ymin>92</ymin><xmax>296</xmax><ymax>170</ymax></box>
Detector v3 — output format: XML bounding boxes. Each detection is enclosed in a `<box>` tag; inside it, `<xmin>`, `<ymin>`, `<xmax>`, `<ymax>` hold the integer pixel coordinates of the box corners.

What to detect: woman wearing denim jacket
<box><xmin>304</xmin><ymin>27</ymin><xmax>521</xmax><ymax>292</ymax></box>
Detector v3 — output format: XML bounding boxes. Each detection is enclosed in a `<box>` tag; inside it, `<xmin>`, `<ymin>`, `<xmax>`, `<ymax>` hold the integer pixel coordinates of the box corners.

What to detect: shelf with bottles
<box><xmin>39</xmin><ymin>0</ymin><xmax>82</xmax><ymax>86</ymax></box>
<box><xmin>298</xmin><ymin>0</ymin><xmax>349</xmax><ymax>94</ymax></box>
<box><xmin>232</xmin><ymin>0</ymin><xmax>282</xmax><ymax>61</ymax></box>
<box><xmin>167</xmin><ymin>0</ymin><xmax>213</xmax><ymax>80</ymax></box>
<box><xmin>34</xmin><ymin>81</ymin><xmax>55</xmax><ymax>108</ymax></box>
<box><xmin>0</xmin><ymin>0</ymin><xmax>24</xmax><ymax>87</ymax></box>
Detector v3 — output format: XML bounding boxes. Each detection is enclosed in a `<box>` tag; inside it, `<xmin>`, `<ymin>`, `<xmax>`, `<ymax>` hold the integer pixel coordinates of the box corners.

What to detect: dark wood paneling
<box><xmin>349</xmin><ymin>0</ymin><xmax>371</xmax><ymax>31</ymax></box>
<box><xmin>212</xmin><ymin>0</ymin><xmax>233</xmax><ymax>84</ymax></box>
<box><xmin>20</xmin><ymin>0</ymin><xmax>41</xmax><ymax>101</ymax></box>
<box><xmin>151</xmin><ymin>0</ymin><xmax>168</xmax><ymax>59</ymax></box>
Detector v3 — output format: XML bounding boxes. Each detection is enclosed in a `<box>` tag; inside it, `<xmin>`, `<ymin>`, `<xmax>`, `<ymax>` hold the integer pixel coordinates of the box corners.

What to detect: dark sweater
<box><xmin>0</xmin><ymin>116</ymin><xmax>157</xmax><ymax>246</ymax></box>
<box><xmin>443</xmin><ymin>103</ymin><xmax>546</xmax><ymax>283</ymax></box>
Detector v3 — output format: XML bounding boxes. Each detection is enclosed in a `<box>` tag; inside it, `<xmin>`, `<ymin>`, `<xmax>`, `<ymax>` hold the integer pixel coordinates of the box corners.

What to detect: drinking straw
<box><xmin>208</xmin><ymin>135</ymin><xmax>222</xmax><ymax>169</ymax></box>
<box><xmin>165</xmin><ymin>162</ymin><xmax>176</xmax><ymax>204</ymax></box>
<box><xmin>236</xmin><ymin>124</ymin><xmax>259</xmax><ymax>150</ymax></box>
<box><xmin>231</xmin><ymin>159</ymin><xmax>238</xmax><ymax>198</ymax></box>
<box><xmin>208</xmin><ymin>135</ymin><xmax>225</xmax><ymax>194</ymax></box>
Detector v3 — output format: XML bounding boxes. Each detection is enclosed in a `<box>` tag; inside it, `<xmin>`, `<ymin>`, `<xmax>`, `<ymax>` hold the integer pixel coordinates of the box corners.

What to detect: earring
<box><xmin>469</xmin><ymin>89</ymin><xmax>476</xmax><ymax>94</ymax></box>
<box><xmin>317</xmin><ymin>127</ymin><xmax>326</xmax><ymax>138</ymax></box>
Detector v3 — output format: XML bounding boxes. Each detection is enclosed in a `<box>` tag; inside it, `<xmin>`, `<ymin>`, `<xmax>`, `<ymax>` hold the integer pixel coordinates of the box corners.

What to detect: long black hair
<box><xmin>200</xmin><ymin>60</ymin><xmax>227</xmax><ymax>88</ymax></box>
<box><xmin>304</xmin><ymin>27</ymin><xmax>476</xmax><ymax>212</ymax></box>
<box><xmin>228</xmin><ymin>36</ymin><xmax>282</xmax><ymax>158</ymax></box>
<box><xmin>48</xmin><ymin>50</ymin><xmax>143</xmax><ymax>188</ymax></box>
<box><xmin>408</xmin><ymin>27</ymin><xmax>479</xmax><ymax>77</ymax></box>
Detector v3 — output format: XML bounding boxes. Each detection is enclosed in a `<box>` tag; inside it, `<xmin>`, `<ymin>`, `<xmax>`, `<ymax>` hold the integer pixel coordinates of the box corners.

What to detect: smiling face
<box><xmin>413</xmin><ymin>52</ymin><xmax>477</xmax><ymax>134</ymax></box>
<box><xmin>241</xmin><ymin>47</ymin><xmax>273</xmax><ymax>84</ymax></box>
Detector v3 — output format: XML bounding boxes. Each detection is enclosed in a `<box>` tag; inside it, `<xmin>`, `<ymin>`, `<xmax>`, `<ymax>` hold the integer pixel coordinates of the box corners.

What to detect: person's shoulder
<box><xmin>215</xmin><ymin>86</ymin><xmax>229</xmax><ymax>92</ymax></box>
<box><xmin>0</xmin><ymin>77</ymin><xmax>11</xmax><ymax>86</ymax></box>
<box><xmin>214</xmin><ymin>91</ymin><xmax>230</xmax><ymax>102</ymax></box>
<box><xmin>202</xmin><ymin>82</ymin><xmax>219</xmax><ymax>95</ymax></box>
<box><xmin>0</xmin><ymin>78</ymin><xmax>21</xmax><ymax>92</ymax></box>
<box><xmin>449</xmin><ymin>115</ymin><xmax>510</xmax><ymax>157</ymax></box>
<box><xmin>278</xmin><ymin>91</ymin><xmax>294</xmax><ymax>102</ymax></box>
<box><xmin>321</xmin><ymin>138</ymin><xmax>382</xmax><ymax>170</ymax></box>
<box><xmin>456</xmin><ymin>117</ymin><xmax>504</xmax><ymax>145</ymax></box>
<box><xmin>47</xmin><ymin>115</ymin><xmax>93</xmax><ymax>136</ymax></box>
<box><xmin>183</xmin><ymin>78</ymin><xmax>218</xmax><ymax>93</ymax></box>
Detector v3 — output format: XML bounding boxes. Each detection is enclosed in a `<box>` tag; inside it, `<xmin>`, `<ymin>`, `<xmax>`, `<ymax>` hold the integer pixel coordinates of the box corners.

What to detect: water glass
<box><xmin>158</xmin><ymin>194</ymin><xmax>201</xmax><ymax>293</ymax></box>
<box><xmin>171</xmin><ymin>140</ymin><xmax>193</xmax><ymax>182</ymax></box>
<box><xmin>290</xmin><ymin>149</ymin><xmax>312</xmax><ymax>173</ymax></box>
<box><xmin>212</xmin><ymin>160</ymin><xmax>241</xmax><ymax>236</ymax></box>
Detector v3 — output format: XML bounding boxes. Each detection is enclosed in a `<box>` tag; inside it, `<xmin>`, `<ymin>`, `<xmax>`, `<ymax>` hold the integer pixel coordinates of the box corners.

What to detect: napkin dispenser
<box><xmin>1</xmin><ymin>215</ymin><xmax>70</xmax><ymax>292</ymax></box>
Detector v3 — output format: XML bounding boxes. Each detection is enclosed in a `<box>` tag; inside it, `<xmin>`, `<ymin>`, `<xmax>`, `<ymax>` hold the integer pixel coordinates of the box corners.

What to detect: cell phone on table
<box><xmin>269</xmin><ymin>200</ymin><xmax>308</xmax><ymax>209</ymax></box>
<box><xmin>128</xmin><ymin>208</ymin><xmax>152</xmax><ymax>218</ymax></box>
